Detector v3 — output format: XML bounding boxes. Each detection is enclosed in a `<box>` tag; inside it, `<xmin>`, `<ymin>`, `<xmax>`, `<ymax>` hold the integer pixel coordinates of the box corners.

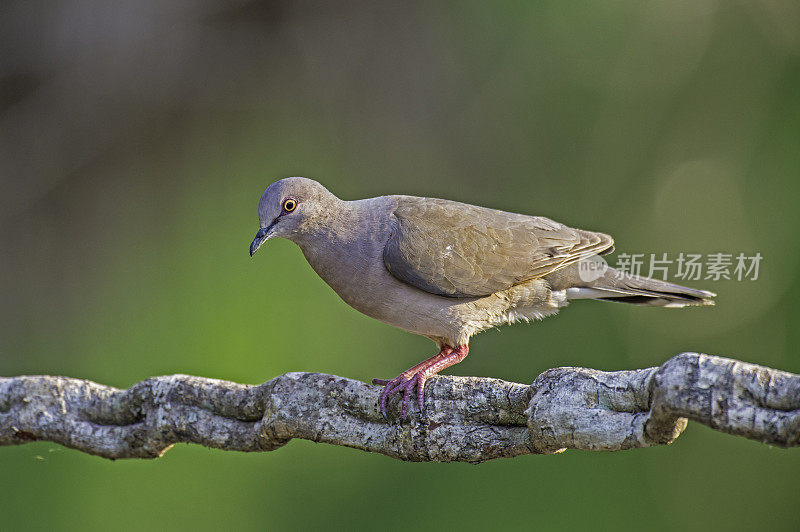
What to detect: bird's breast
<box><xmin>296</xmin><ymin>231</ymin><xmax>454</xmax><ymax>335</ymax></box>
<box><xmin>295</xmin><ymin>209</ymin><xmax>396</xmax><ymax>315</ymax></box>
<box><xmin>290</xmin><ymin>200</ymin><xmax>503</xmax><ymax>344</ymax></box>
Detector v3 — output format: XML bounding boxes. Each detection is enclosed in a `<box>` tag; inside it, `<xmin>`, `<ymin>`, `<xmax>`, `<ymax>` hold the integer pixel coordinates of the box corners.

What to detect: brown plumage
<box><xmin>384</xmin><ymin>196</ymin><xmax>615</xmax><ymax>297</ymax></box>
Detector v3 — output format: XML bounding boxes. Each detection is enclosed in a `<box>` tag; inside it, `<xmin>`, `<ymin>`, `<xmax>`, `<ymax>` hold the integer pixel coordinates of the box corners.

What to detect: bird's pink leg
<box><xmin>373</xmin><ymin>344</ymin><xmax>469</xmax><ymax>419</ymax></box>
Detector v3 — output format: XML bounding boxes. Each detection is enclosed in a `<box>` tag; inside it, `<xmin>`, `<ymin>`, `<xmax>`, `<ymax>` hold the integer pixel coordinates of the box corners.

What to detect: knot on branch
<box><xmin>525</xmin><ymin>365</ymin><xmax>682</xmax><ymax>454</ymax></box>
<box><xmin>1</xmin><ymin>353</ymin><xmax>798</xmax><ymax>461</ymax></box>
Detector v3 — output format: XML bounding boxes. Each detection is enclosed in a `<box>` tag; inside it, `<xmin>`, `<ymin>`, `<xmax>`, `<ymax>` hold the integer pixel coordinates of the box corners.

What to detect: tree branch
<box><xmin>1</xmin><ymin>353</ymin><xmax>798</xmax><ymax>462</ymax></box>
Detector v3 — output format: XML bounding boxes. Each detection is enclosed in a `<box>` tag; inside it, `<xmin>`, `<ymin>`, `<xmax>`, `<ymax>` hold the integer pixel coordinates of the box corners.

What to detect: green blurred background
<box><xmin>1</xmin><ymin>1</ymin><xmax>799</xmax><ymax>530</ymax></box>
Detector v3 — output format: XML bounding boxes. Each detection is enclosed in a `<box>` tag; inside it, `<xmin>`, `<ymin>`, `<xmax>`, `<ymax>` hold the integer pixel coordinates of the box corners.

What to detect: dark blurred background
<box><xmin>1</xmin><ymin>1</ymin><xmax>799</xmax><ymax>530</ymax></box>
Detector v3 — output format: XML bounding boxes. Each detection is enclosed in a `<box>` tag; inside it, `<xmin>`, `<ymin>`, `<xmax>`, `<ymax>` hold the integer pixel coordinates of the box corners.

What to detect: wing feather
<box><xmin>382</xmin><ymin>197</ymin><xmax>614</xmax><ymax>297</ymax></box>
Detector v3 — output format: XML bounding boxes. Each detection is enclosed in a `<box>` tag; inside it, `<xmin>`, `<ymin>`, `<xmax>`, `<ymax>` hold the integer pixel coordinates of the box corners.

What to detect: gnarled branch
<box><xmin>1</xmin><ymin>353</ymin><xmax>798</xmax><ymax>461</ymax></box>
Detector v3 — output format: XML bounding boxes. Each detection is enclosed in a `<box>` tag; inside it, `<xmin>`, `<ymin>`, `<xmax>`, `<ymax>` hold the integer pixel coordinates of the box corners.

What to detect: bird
<box><xmin>249</xmin><ymin>177</ymin><xmax>714</xmax><ymax>419</ymax></box>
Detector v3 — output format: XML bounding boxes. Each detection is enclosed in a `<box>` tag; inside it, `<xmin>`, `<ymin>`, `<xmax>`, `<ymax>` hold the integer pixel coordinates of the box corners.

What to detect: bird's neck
<box><xmin>293</xmin><ymin>198</ymin><xmax>394</xmax><ymax>298</ymax></box>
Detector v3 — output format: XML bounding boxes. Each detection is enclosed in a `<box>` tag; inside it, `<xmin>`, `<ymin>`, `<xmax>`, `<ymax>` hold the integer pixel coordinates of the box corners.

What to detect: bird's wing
<box><xmin>383</xmin><ymin>196</ymin><xmax>614</xmax><ymax>297</ymax></box>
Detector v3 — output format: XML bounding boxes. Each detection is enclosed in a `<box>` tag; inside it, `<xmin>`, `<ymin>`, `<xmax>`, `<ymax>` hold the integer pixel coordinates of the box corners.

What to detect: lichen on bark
<box><xmin>1</xmin><ymin>353</ymin><xmax>798</xmax><ymax>461</ymax></box>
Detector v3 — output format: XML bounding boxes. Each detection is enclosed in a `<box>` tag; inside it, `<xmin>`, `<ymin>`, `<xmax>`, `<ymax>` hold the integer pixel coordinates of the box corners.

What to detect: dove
<box><xmin>249</xmin><ymin>177</ymin><xmax>714</xmax><ymax>418</ymax></box>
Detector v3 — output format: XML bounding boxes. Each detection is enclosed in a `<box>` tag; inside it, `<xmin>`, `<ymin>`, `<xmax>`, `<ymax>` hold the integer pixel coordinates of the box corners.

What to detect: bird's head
<box><xmin>250</xmin><ymin>177</ymin><xmax>337</xmax><ymax>256</ymax></box>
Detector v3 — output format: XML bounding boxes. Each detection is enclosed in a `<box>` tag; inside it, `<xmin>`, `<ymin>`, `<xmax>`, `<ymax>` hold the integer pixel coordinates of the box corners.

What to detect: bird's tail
<box><xmin>566</xmin><ymin>267</ymin><xmax>715</xmax><ymax>308</ymax></box>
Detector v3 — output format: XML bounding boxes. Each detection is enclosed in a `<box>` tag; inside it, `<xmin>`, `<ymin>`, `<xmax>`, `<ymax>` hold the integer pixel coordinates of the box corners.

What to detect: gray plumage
<box><xmin>250</xmin><ymin>177</ymin><xmax>714</xmax><ymax>415</ymax></box>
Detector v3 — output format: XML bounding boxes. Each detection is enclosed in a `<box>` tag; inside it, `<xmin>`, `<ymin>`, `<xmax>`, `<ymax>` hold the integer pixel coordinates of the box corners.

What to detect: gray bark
<box><xmin>1</xmin><ymin>353</ymin><xmax>798</xmax><ymax>462</ymax></box>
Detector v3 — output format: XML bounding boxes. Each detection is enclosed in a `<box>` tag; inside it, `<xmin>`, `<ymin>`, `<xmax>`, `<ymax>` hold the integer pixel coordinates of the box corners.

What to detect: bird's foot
<box><xmin>372</xmin><ymin>344</ymin><xmax>469</xmax><ymax>420</ymax></box>
<box><xmin>373</xmin><ymin>371</ymin><xmax>429</xmax><ymax>420</ymax></box>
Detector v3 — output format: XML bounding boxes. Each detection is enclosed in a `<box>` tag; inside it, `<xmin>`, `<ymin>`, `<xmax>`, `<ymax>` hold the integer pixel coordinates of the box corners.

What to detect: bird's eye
<box><xmin>282</xmin><ymin>198</ymin><xmax>298</xmax><ymax>213</ymax></box>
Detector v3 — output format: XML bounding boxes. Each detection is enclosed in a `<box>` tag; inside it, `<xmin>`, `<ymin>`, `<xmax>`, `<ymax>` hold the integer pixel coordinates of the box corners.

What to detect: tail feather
<box><xmin>566</xmin><ymin>267</ymin><xmax>715</xmax><ymax>308</ymax></box>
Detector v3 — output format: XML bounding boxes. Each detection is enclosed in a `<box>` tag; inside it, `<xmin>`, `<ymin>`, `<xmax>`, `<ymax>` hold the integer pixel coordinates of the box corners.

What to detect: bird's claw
<box><xmin>373</xmin><ymin>372</ymin><xmax>427</xmax><ymax>421</ymax></box>
<box><xmin>373</xmin><ymin>345</ymin><xmax>468</xmax><ymax>421</ymax></box>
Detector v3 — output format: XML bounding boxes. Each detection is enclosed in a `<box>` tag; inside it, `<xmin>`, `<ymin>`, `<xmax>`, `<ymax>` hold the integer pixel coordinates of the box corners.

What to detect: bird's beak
<box><xmin>250</xmin><ymin>225</ymin><xmax>274</xmax><ymax>256</ymax></box>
